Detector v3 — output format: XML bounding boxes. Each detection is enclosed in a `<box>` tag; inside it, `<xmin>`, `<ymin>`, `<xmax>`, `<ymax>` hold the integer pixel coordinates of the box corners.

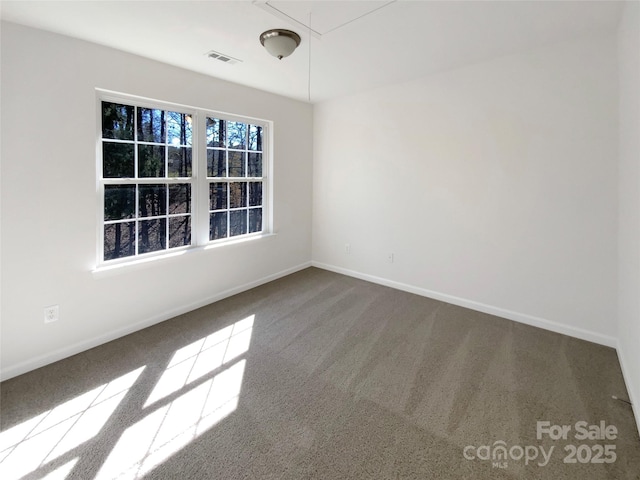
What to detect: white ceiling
<box><xmin>0</xmin><ymin>1</ymin><xmax>623</xmax><ymax>103</ymax></box>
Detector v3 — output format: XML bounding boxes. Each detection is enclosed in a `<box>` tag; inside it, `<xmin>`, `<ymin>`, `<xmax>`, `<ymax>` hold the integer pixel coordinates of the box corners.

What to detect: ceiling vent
<box><xmin>205</xmin><ymin>50</ymin><xmax>242</xmax><ymax>65</ymax></box>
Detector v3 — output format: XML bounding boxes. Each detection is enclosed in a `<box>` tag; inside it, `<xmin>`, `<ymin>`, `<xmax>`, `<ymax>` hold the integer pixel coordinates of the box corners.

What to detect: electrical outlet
<box><xmin>387</xmin><ymin>253</ymin><xmax>394</xmax><ymax>263</ymax></box>
<box><xmin>345</xmin><ymin>243</ymin><xmax>351</xmax><ymax>254</ymax></box>
<box><xmin>44</xmin><ymin>305</ymin><xmax>59</xmax><ymax>323</ymax></box>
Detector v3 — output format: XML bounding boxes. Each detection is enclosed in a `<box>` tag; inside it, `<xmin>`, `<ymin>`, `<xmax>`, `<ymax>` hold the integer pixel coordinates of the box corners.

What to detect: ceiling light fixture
<box><xmin>259</xmin><ymin>29</ymin><xmax>301</xmax><ymax>60</ymax></box>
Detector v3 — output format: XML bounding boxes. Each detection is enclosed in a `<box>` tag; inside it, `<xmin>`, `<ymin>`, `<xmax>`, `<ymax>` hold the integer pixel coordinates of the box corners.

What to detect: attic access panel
<box><xmin>256</xmin><ymin>0</ymin><xmax>395</xmax><ymax>37</ymax></box>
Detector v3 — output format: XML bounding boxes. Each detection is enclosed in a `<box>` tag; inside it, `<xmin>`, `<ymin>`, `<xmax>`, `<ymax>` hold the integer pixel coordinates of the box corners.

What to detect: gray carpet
<box><xmin>1</xmin><ymin>267</ymin><xmax>639</xmax><ymax>479</ymax></box>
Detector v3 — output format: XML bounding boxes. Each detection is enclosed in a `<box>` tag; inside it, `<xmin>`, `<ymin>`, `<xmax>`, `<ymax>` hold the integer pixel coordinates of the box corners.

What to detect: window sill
<box><xmin>92</xmin><ymin>233</ymin><xmax>277</xmax><ymax>279</ymax></box>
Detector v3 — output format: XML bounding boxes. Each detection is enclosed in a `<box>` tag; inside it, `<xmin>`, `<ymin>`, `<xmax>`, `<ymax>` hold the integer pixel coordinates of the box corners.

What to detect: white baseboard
<box><xmin>616</xmin><ymin>343</ymin><xmax>640</xmax><ymax>437</ymax></box>
<box><xmin>311</xmin><ymin>261</ymin><xmax>617</xmax><ymax>348</ymax></box>
<box><xmin>1</xmin><ymin>261</ymin><xmax>312</xmax><ymax>381</ymax></box>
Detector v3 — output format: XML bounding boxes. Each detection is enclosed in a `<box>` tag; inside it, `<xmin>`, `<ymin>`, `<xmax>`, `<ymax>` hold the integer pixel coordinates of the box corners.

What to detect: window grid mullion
<box><xmin>226</xmin><ymin>181</ymin><xmax>230</xmax><ymax>239</ymax></box>
<box><xmin>134</xmin><ymin>107</ymin><xmax>139</xmax><ymax>179</ymax></box>
<box><xmin>164</xmin><ymin>114</ymin><xmax>169</xmax><ymax>185</ymax></box>
<box><xmin>134</xmin><ymin>185</ymin><xmax>140</xmax><ymax>256</ymax></box>
<box><xmin>133</xmin><ymin>107</ymin><xmax>139</xmax><ymax>256</ymax></box>
<box><xmin>244</xmin><ymin>128</ymin><xmax>249</xmax><ymax>237</ymax></box>
<box><xmin>165</xmin><ymin>184</ymin><xmax>170</xmax><ymax>250</ymax></box>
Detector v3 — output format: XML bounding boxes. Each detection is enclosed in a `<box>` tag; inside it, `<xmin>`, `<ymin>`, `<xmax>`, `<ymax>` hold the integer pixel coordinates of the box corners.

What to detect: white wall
<box><xmin>0</xmin><ymin>17</ymin><xmax>631</xmax><ymax>393</ymax></box>
<box><xmin>617</xmin><ymin>0</ymin><xmax>640</xmax><ymax>429</ymax></box>
<box><xmin>313</xmin><ymin>33</ymin><xmax>619</xmax><ymax>346</ymax></box>
<box><xmin>0</xmin><ymin>22</ymin><xmax>313</xmax><ymax>379</ymax></box>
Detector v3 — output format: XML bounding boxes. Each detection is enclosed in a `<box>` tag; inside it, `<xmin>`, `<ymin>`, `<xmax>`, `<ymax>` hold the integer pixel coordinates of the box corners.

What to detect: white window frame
<box><xmin>95</xmin><ymin>90</ymin><xmax>272</xmax><ymax>268</ymax></box>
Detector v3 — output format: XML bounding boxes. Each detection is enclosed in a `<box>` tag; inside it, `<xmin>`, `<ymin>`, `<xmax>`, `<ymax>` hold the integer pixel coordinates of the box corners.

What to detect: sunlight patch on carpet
<box><xmin>145</xmin><ymin>314</ymin><xmax>254</xmax><ymax>406</ymax></box>
<box><xmin>96</xmin><ymin>360</ymin><xmax>245</xmax><ymax>479</ymax></box>
<box><xmin>0</xmin><ymin>367</ymin><xmax>144</xmax><ymax>480</ymax></box>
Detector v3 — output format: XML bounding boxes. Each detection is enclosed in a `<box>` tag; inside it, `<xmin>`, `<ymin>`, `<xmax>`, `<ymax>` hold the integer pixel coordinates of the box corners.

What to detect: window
<box><xmin>206</xmin><ymin>118</ymin><xmax>264</xmax><ymax>241</ymax></box>
<box><xmin>98</xmin><ymin>93</ymin><xmax>269</xmax><ymax>265</ymax></box>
